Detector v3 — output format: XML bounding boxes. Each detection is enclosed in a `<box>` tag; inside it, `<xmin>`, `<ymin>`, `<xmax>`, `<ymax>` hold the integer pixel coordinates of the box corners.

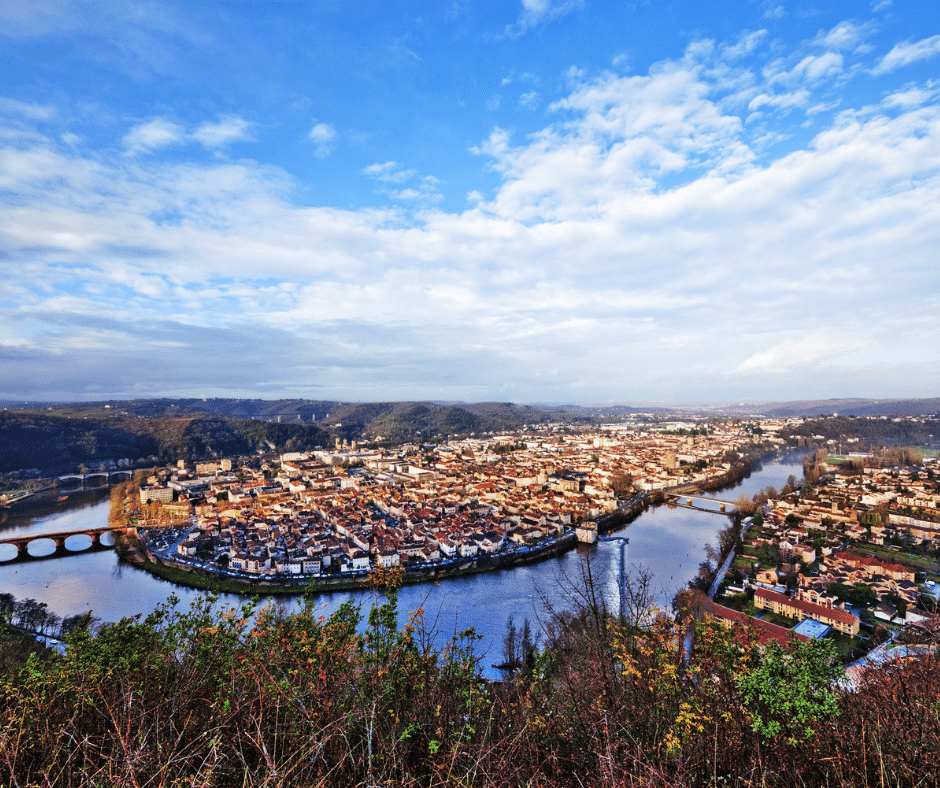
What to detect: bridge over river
<box><xmin>0</xmin><ymin>522</ymin><xmax>168</xmax><ymax>562</ymax></box>
<box><xmin>57</xmin><ymin>469</ymin><xmax>135</xmax><ymax>486</ymax></box>
<box><xmin>662</xmin><ymin>493</ymin><xmax>738</xmax><ymax>515</ymax></box>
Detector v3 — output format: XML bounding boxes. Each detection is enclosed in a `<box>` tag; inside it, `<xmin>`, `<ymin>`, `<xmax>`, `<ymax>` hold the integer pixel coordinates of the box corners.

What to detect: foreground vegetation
<box><xmin>0</xmin><ymin>565</ymin><xmax>937</xmax><ymax>788</ymax></box>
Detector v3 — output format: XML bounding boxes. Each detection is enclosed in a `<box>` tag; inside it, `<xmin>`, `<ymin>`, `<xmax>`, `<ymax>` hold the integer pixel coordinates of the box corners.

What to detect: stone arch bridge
<box><xmin>0</xmin><ymin>523</ymin><xmax>165</xmax><ymax>562</ymax></box>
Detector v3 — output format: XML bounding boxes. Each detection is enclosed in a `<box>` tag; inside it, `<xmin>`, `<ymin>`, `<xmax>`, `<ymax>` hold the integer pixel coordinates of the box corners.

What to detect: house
<box><xmin>341</xmin><ymin>550</ymin><xmax>370</xmax><ymax>572</ymax></box>
<box><xmin>245</xmin><ymin>554</ymin><xmax>271</xmax><ymax>574</ymax></box>
<box><xmin>830</xmin><ymin>551</ymin><xmax>916</xmax><ymax>583</ymax></box>
<box><xmin>377</xmin><ymin>548</ymin><xmax>400</xmax><ymax>568</ymax></box>
<box><xmin>755</xmin><ymin>568</ymin><xmax>778</xmax><ymax>586</ymax></box>
<box><xmin>302</xmin><ymin>556</ymin><xmax>321</xmax><ymax>575</ymax></box>
<box><xmin>705</xmin><ymin>600</ymin><xmax>810</xmax><ymax>648</ymax></box>
<box><xmin>141</xmin><ymin>486</ymin><xmax>174</xmax><ymax>504</ymax></box>
<box><xmin>754</xmin><ymin>588</ymin><xmax>860</xmax><ymax>636</ymax></box>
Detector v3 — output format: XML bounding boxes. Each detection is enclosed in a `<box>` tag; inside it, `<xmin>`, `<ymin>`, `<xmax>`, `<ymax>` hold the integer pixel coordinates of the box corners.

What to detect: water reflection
<box><xmin>697</xmin><ymin>457</ymin><xmax>804</xmax><ymax>502</ymax></box>
<box><xmin>0</xmin><ymin>489</ymin><xmax>111</xmax><ymax>537</ymax></box>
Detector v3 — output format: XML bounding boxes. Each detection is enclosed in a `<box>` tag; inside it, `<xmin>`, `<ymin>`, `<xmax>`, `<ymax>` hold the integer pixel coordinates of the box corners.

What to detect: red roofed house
<box><xmin>830</xmin><ymin>551</ymin><xmax>915</xmax><ymax>583</ymax></box>
<box><xmin>754</xmin><ymin>588</ymin><xmax>860</xmax><ymax>636</ymax></box>
<box><xmin>705</xmin><ymin>600</ymin><xmax>810</xmax><ymax>648</ymax></box>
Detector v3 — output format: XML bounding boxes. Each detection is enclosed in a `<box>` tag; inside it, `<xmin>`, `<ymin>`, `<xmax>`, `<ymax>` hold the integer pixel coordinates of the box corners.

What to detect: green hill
<box><xmin>0</xmin><ymin>410</ymin><xmax>333</xmax><ymax>474</ymax></box>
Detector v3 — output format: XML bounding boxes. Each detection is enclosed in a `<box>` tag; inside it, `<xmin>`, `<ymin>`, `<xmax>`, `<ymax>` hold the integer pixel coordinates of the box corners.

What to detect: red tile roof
<box><xmin>705</xmin><ymin>600</ymin><xmax>810</xmax><ymax>647</ymax></box>
<box><xmin>755</xmin><ymin>588</ymin><xmax>859</xmax><ymax>627</ymax></box>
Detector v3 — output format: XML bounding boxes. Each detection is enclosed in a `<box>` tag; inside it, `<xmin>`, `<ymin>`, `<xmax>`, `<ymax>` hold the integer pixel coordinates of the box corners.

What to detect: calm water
<box><xmin>698</xmin><ymin>454</ymin><xmax>805</xmax><ymax>502</ymax></box>
<box><xmin>0</xmin><ymin>458</ymin><xmax>803</xmax><ymax>674</ymax></box>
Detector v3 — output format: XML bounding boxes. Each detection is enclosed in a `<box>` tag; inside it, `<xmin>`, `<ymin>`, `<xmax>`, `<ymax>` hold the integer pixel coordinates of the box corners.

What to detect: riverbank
<box><xmin>136</xmin><ymin>529</ymin><xmax>583</xmax><ymax>595</ymax></box>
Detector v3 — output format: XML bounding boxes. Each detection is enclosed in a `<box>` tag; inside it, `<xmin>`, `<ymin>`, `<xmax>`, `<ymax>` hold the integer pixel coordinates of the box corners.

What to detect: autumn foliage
<box><xmin>0</xmin><ymin>568</ymin><xmax>938</xmax><ymax>787</ymax></box>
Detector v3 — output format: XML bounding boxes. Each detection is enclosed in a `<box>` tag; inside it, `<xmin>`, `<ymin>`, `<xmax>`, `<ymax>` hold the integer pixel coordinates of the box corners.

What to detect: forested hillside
<box><xmin>761</xmin><ymin>398</ymin><xmax>940</xmax><ymax>418</ymax></box>
<box><xmin>0</xmin><ymin>399</ymin><xmax>592</xmax><ymax>473</ymax></box>
<box><xmin>0</xmin><ymin>411</ymin><xmax>333</xmax><ymax>474</ymax></box>
<box><xmin>781</xmin><ymin>415</ymin><xmax>939</xmax><ymax>449</ymax></box>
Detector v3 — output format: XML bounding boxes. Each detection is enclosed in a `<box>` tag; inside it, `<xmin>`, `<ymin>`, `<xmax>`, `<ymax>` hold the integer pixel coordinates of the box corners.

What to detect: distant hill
<box><xmin>321</xmin><ymin>401</ymin><xmax>587</xmax><ymax>443</ymax></box>
<box><xmin>753</xmin><ymin>398</ymin><xmax>940</xmax><ymax>418</ymax></box>
<box><xmin>5</xmin><ymin>396</ymin><xmax>939</xmax><ymax>475</ymax></box>
<box><xmin>7</xmin><ymin>396</ymin><xmax>939</xmax><ymax>421</ymax></box>
<box><xmin>0</xmin><ymin>410</ymin><xmax>333</xmax><ymax>475</ymax></box>
<box><xmin>0</xmin><ymin>398</ymin><xmax>591</xmax><ymax>474</ymax></box>
<box><xmin>779</xmin><ymin>415</ymin><xmax>939</xmax><ymax>449</ymax></box>
<box><xmin>2</xmin><ymin>398</ymin><xmax>342</xmax><ymax>423</ymax></box>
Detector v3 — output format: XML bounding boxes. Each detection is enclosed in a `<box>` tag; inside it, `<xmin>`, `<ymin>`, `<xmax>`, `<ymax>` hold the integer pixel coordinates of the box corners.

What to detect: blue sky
<box><xmin>1</xmin><ymin>0</ymin><xmax>939</xmax><ymax>404</ymax></box>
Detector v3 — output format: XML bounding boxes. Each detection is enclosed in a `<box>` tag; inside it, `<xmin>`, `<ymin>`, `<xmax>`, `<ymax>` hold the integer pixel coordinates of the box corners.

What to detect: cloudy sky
<box><xmin>1</xmin><ymin>0</ymin><xmax>938</xmax><ymax>404</ymax></box>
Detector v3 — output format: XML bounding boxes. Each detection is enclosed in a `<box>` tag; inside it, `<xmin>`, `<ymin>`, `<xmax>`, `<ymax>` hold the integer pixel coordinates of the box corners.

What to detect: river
<box><xmin>0</xmin><ymin>457</ymin><xmax>803</xmax><ymax>675</ymax></box>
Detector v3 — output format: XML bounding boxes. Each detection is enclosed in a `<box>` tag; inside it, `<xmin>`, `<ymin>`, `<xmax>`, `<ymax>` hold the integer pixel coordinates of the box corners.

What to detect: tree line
<box><xmin>0</xmin><ymin>593</ymin><xmax>98</xmax><ymax>642</ymax></box>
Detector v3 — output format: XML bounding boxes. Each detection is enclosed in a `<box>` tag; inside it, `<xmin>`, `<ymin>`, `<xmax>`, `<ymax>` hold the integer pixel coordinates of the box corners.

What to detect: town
<box><xmin>709</xmin><ymin>443</ymin><xmax>940</xmax><ymax>656</ymax></box>
<box><xmin>127</xmin><ymin>414</ymin><xmax>940</xmax><ymax>659</ymax></box>
<box><xmin>133</xmin><ymin>418</ymin><xmax>764</xmax><ymax>579</ymax></box>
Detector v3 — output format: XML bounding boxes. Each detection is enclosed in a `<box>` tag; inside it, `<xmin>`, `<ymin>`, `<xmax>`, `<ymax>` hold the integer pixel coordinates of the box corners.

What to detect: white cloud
<box><xmin>122</xmin><ymin>117</ymin><xmax>185</xmax><ymax>154</ymax></box>
<box><xmin>308</xmin><ymin>121</ymin><xmax>337</xmax><ymax>158</ymax></box>
<box><xmin>762</xmin><ymin>4</ymin><xmax>785</xmax><ymax>20</ymax></box>
<box><xmin>192</xmin><ymin>115</ymin><xmax>255</xmax><ymax>148</ymax></box>
<box><xmin>3</xmin><ymin>20</ymin><xmax>940</xmax><ymax>400</ymax></box>
<box><xmin>0</xmin><ymin>97</ymin><xmax>57</xmax><ymax>121</ymax></box>
<box><xmin>0</xmin><ymin>0</ymin><xmax>178</xmax><ymax>40</ymax></box>
<box><xmin>748</xmin><ymin>89</ymin><xmax>810</xmax><ymax>112</ymax></box>
<box><xmin>736</xmin><ymin>331</ymin><xmax>869</xmax><ymax>374</ymax></box>
<box><xmin>117</xmin><ymin>115</ymin><xmax>255</xmax><ymax>155</ymax></box>
<box><xmin>503</xmin><ymin>0</ymin><xmax>584</xmax><ymax>37</ymax></box>
<box><xmin>720</xmin><ymin>29</ymin><xmax>768</xmax><ymax>60</ymax></box>
<box><xmin>812</xmin><ymin>21</ymin><xmax>874</xmax><ymax>53</ymax></box>
<box><xmin>362</xmin><ymin>162</ymin><xmax>442</xmax><ymax>202</ymax></box>
<box><xmin>364</xmin><ymin>161</ymin><xmax>417</xmax><ymax>183</ymax></box>
<box><xmin>766</xmin><ymin>52</ymin><xmax>844</xmax><ymax>87</ymax></box>
<box><xmin>519</xmin><ymin>91</ymin><xmax>539</xmax><ymax>109</ymax></box>
<box><xmin>0</xmin><ymin>0</ymin><xmax>97</xmax><ymax>38</ymax></box>
<box><xmin>873</xmin><ymin>35</ymin><xmax>940</xmax><ymax>75</ymax></box>
<box><xmin>388</xmin><ymin>187</ymin><xmax>444</xmax><ymax>202</ymax></box>
<box><xmin>883</xmin><ymin>82</ymin><xmax>940</xmax><ymax>109</ymax></box>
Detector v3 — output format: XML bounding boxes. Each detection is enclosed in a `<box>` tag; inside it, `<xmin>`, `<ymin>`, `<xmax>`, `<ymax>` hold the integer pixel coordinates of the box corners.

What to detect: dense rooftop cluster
<box><xmin>136</xmin><ymin>421</ymin><xmax>763</xmax><ymax>579</ymax></box>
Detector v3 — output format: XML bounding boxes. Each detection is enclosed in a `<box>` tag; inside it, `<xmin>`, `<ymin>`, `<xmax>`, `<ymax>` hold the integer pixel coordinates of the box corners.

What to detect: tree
<box><xmin>752</xmin><ymin>486</ymin><xmax>778</xmax><ymax>506</ymax></box>
<box><xmin>672</xmin><ymin>587</ymin><xmax>709</xmax><ymax>623</ymax></box>
<box><xmin>828</xmin><ymin>582</ymin><xmax>876</xmax><ymax>607</ymax></box>
<box><xmin>756</xmin><ymin>542</ymin><xmax>781</xmax><ymax>566</ymax></box>
<box><xmin>609</xmin><ymin>471</ymin><xmax>633</xmax><ymax>498</ymax></box>
<box><xmin>882</xmin><ymin>592</ymin><xmax>908</xmax><ymax>618</ymax></box>
<box><xmin>735</xmin><ymin>638</ymin><xmax>841</xmax><ymax>744</ymax></box>
<box><xmin>689</xmin><ymin>559</ymin><xmax>714</xmax><ymax>592</ymax></box>
<box><xmin>499</xmin><ymin>615</ymin><xmax>538</xmax><ymax>678</ymax></box>
<box><xmin>734</xmin><ymin>494</ymin><xmax>758</xmax><ymax>516</ymax></box>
